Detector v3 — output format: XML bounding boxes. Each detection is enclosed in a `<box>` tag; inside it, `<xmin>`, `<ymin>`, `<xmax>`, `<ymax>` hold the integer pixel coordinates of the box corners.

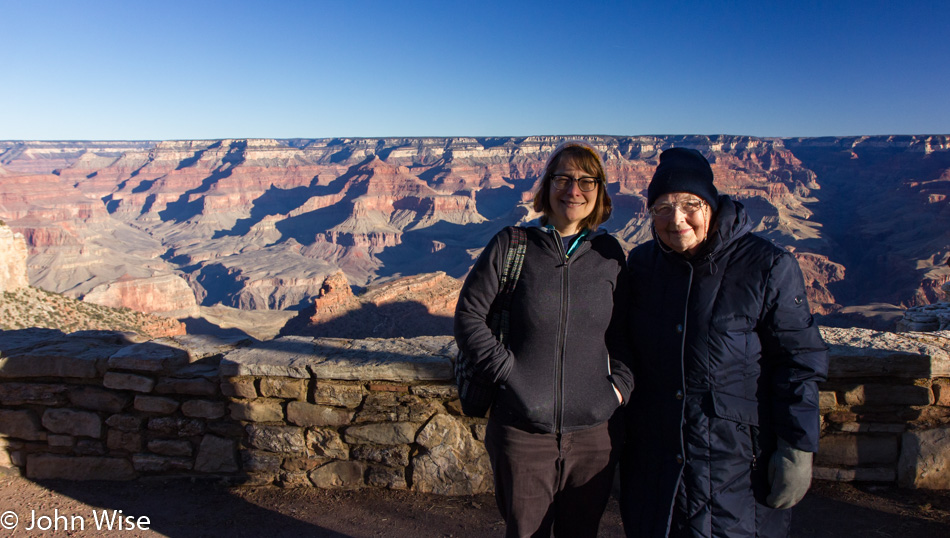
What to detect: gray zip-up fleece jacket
<box><xmin>454</xmin><ymin>225</ymin><xmax>634</xmax><ymax>434</ymax></box>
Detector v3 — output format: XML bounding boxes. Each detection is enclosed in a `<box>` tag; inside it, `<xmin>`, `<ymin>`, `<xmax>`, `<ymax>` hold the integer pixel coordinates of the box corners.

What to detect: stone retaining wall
<box><xmin>1</xmin><ymin>327</ymin><xmax>949</xmax><ymax>492</ymax></box>
<box><xmin>0</xmin><ymin>329</ymin><xmax>493</xmax><ymax>495</ymax></box>
<box><xmin>815</xmin><ymin>328</ymin><xmax>950</xmax><ymax>488</ymax></box>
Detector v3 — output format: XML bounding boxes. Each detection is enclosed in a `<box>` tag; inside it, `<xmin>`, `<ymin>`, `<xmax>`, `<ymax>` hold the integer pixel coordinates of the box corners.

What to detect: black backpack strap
<box><xmin>489</xmin><ymin>226</ymin><xmax>527</xmax><ymax>343</ymax></box>
<box><xmin>456</xmin><ymin>226</ymin><xmax>528</xmax><ymax>418</ymax></box>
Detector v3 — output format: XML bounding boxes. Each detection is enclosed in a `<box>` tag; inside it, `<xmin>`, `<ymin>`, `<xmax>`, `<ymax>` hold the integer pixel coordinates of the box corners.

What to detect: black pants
<box><xmin>485</xmin><ymin>418</ymin><xmax>621</xmax><ymax>538</ymax></box>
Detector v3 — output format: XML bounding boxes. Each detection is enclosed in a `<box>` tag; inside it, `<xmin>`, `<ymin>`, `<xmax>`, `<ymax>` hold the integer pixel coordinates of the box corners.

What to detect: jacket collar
<box><xmin>529</xmin><ymin>219</ymin><xmax>607</xmax><ymax>240</ymax></box>
<box><xmin>529</xmin><ymin>220</ymin><xmax>605</xmax><ymax>260</ymax></box>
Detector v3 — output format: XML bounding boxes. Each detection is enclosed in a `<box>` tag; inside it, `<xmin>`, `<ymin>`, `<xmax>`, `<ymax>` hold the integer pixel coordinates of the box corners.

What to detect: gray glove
<box><xmin>766</xmin><ymin>438</ymin><xmax>813</xmax><ymax>509</ymax></box>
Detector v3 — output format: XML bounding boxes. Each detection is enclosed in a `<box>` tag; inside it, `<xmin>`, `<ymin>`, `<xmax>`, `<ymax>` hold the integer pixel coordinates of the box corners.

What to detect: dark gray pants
<box><xmin>485</xmin><ymin>418</ymin><xmax>621</xmax><ymax>538</ymax></box>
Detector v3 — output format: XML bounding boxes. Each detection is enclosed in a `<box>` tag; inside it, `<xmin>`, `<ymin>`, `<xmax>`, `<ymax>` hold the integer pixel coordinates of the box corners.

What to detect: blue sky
<box><xmin>1</xmin><ymin>0</ymin><xmax>947</xmax><ymax>140</ymax></box>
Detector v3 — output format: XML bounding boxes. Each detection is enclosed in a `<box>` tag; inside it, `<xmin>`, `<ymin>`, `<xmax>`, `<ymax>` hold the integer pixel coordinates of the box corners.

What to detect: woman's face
<box><xmin>652</xmin><ymin>192</ymin><xmax>711</xmax><ymax>256</ymax></box>
<box><xmin>546</xmin><ymin>156</ymin><xmax>597</xmax><ymax>236</ymax></box>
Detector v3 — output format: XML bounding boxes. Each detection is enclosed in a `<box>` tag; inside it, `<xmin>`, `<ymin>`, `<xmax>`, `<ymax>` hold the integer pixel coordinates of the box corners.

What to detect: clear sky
<box><xmin>1</xmin><ymin>0</ymin><xmax>947</xmax><ymax>140</ymax></box>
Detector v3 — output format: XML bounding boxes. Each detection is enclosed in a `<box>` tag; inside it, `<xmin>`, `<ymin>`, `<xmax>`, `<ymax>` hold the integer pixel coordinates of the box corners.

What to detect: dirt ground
<box><xmin>0</xmin><ymin>472</ymin><xmax>948</xmax><ymax>537</ymax></box>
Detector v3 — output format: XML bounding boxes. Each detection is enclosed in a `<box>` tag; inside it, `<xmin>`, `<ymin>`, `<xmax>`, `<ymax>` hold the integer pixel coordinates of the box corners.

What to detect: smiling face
<box><xmin>546</xmin><ymin>156</ymin><xmax>598</xmax><ymax>236</ymax></box>
<box><xmin>652</xmin><ymin>192</ymin><xmax>712</xmax><ymax>256</ymax></box>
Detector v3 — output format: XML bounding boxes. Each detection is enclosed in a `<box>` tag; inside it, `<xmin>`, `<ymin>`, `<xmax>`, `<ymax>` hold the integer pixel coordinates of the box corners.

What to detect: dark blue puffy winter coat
<box><xmin>620</xmin><ymin>197</ymin><xmax>828</xmax><ymax>538</ymax></box>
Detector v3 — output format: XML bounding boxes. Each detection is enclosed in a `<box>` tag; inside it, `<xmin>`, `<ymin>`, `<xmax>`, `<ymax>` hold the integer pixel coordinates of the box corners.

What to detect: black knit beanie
<box><xmin>647</xmin><ymin>147</ymin><xmax>719</xmax><ymax>211</ymax></box>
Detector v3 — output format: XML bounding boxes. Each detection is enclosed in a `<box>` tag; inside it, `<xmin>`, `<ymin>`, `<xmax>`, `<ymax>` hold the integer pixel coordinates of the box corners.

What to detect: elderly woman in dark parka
<box><xmin>620</xmin><ymin>148</ymin><xmax>829</xmax><ymax>537</ymax></box>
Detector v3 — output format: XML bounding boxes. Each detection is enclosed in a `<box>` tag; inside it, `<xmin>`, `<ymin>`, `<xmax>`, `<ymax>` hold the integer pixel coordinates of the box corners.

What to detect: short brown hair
<box><xmin>532</xmin><ymin>142</ymin><xmax>612</xmax><ymax>231</ymax></box>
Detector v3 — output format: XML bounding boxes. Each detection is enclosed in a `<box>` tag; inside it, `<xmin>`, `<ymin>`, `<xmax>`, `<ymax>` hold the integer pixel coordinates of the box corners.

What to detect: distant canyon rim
<box><xmin>1</xmin><ymin>135</ymin><xmax>948</xmax><ymax>338</ymax></box>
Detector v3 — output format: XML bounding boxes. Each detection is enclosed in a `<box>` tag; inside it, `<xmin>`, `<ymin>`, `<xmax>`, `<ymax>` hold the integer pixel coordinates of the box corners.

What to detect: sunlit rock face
<box><xmin>279</xmin><ymin>271</ymin><xmax>461</xmax><ymax>339</ymax></box>
<box><xmin>1</xmin><ymin>135</ymin><xmax>948</xmax><ymax>331</ymax></box>
<box><xmin>82</xmin><ymin>274</ymin><xmax>200</xmax><ymax>318</ymax></box>
<box><xmin>0</xmin><ymin>223</ymin><xmax>29</xmax><ymax>292</ymax></box>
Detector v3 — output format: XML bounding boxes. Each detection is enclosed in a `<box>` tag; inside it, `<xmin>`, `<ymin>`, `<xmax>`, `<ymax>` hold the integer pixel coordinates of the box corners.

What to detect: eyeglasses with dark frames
<box><xmin>550</xmin><ymin>175</ymin><xmax>600</xmax><ymax>192</ymax></box>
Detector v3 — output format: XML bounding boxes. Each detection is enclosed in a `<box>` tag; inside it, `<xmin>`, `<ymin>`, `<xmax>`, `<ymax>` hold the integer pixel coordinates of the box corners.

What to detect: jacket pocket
<box><xmin>493</xmin><ymin>353</ymin><xmax>552</xmax><ymax>431</ymax></box>
<box><xmin>709</xmin><ymin>391</ymin><xmax>759</xmax><ymax>426</ymax></box>
<box><xmin>711</xmin><ymin>315</ymin><xmax>757</xmax><ymax>364</ymax></box>
<box><xmin>706</xmin><ymin>391</ymin><xmax>760</xmax><ymax>467</ymax></box>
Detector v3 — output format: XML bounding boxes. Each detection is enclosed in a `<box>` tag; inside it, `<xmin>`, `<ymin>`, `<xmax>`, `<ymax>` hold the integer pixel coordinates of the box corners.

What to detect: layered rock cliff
<box><xmin>1</xmin><ymin>135</ymin><xmax>948</xmax><ymax>333</ymax></box>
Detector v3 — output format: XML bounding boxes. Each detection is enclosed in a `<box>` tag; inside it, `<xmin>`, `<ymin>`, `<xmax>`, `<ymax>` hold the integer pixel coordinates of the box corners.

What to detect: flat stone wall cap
<box><xmin>108</xmin><ymin>342</ymin><xmax>191</xmax><ymax>373</ymax></box>
<box><xmin>0</xmin><ymin>328</ymin><xmax>68</xmax><ymax>355</ymax></box>
<box><xmin>163</xmin><ymin>334</ymin><xmax>254</xmax><ymax>363</ymax></box>
<box><xmin>0</xmin><ymin>329</ymin><xmax>142</xmax><ymax>357</ymax></box>
<box><xmin>401</xmin><ymin>336</ymin><xmax>458</xmax><ymax>356</ymax></box>
<box><xmin>219</xmin><ymin>336</ymin><xmax>343</xmax><ymax>378</ymax></box>
<box><xmin>0</xmin><ymin>331</ymin><xmax>137</xmax><ymax>378</ymax></box>
<box><xmin>311</xmin><ymin>337</ymin><xmax>455</xmax><ymax>382</ymax></box>
<box><xmin>820</xmin><ymin>327</ymin><xmax>950</xmax><ymax>378</ymax></box>
<box><xmin>0</xmin><ymin>340</ymin><xmax>117</xmax><ymax>379</ymax></box>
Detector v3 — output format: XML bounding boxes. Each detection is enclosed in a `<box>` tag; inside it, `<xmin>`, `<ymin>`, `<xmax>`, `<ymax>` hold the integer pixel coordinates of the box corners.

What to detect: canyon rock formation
<box><xmin>1</xmin><ymin>136</ymin><xmax>948</xmax><ymax>334</ymax></box>
<box><xmin>280</xmin><ymin>271</ymin><xmax>461</xmax><ymax>338</ymax></box>
<box><xmin>0</xmin><ymin>221</ymin><xmax>184</xmax><ymax>337</ymax></box>
<box><xmin>0</xmin><ymin>222</ymin><xmax>29</xmax><ymax>292</ymax></box>
<box><xmin>897</xmin><ymin>280</ymin><xmax>950</xmax><ymax>332</ymax></box>
<box><xmin>82</xmin><ymin>274</ymin><xmax>200</xmax><ymax>318</ymax></box>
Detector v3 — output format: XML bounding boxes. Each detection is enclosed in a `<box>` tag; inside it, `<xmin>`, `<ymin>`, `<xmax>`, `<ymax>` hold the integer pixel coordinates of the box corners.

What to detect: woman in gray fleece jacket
<box><xmin>454</xmin><ymin>141</ymin><xmax>634</xmax><ymax>537</ymax></box>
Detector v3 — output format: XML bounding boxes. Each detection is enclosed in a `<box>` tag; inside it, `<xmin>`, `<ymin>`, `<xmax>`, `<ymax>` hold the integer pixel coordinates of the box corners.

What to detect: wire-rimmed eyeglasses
<box><xmin>649</xmin><ymin>199</ymin><xmax>705</xmax><ymax>218</ymax></box>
